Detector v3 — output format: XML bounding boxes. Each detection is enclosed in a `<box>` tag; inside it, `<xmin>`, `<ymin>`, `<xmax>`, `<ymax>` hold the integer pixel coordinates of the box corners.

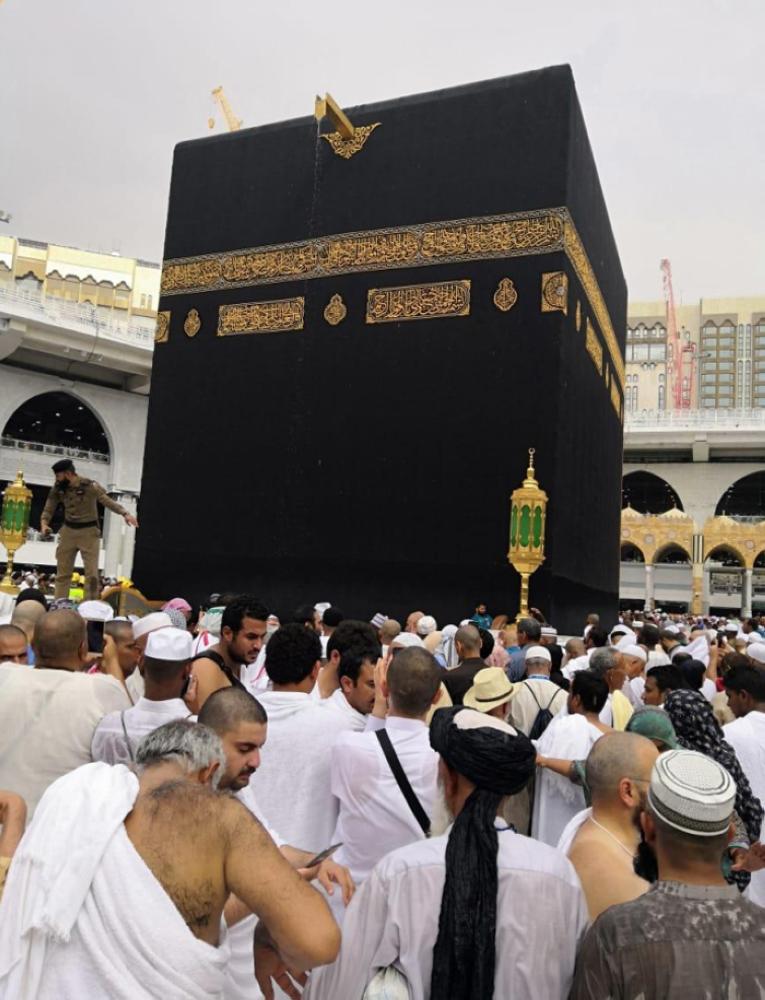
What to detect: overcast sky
<box><xmin>1</xmin><ymin>0</ymin><xmax>762</xmax><ymax>302</ymax></box>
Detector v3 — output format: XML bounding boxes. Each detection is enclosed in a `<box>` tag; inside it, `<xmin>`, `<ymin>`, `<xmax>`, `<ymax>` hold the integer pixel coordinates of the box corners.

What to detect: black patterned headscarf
<box><xmin>664</xmin><ymin>688</ymin><xmax>764</xmax><ymax>890</ymax></box>
<box><xmin>429</xmin><ymin>706</ymin><xmax>536</xmax><ymax>1000</ymax></box>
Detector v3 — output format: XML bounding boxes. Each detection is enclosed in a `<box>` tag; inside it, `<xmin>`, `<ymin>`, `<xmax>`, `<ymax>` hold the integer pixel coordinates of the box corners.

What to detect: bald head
<box><xmin>565</xmin><ymin>637</ymin><xmax>586</xmax><ymax>659</ymax></box>
<box><xmin>33</xmin><ymin>610</ymin><xmax>86</xmax><ymax>669</ymax></box>
<box><xmin>0</xmin><ymin>623</ymin><xmax>28</xmax><ymax>664</ymax></box>
<box><xmin>386</xmin><ymin>646</ymin><xmax>441</xmax><ymax>718</ymax></box>
<box><xmin>198</xmin><ymin>686</ymin><xmax>267</xmax><ymax>735</ymax></box>
<box><xmin>455</xmin><ymin>625</ymin><xmax>481</xmax><ymax>658</ymax></box>
<box><xmin>585</xmin><ymin>732</ymin><xmax>658</xmax><ymax>805</ymax></box>
<box><xmin>11</xmin><ymin>599</ymin><xmax>47</xmax><ymax>641</ymax></box>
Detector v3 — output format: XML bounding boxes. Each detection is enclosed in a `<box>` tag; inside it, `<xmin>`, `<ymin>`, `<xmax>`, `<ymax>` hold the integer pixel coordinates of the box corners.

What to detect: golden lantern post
<box><xmin>0</xmin><ymin>471</ymin><xmax>33</xmax><ymax>594</ymax></box>
<box><xmin>507</xmin><ymin>448</ymin><xmax>548</xmax><ymax>622</ymax></box>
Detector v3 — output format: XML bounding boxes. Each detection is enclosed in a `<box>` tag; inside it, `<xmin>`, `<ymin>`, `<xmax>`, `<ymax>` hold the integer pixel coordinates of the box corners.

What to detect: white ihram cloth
<box><xmin>724</xmin><ymin>712</ymin><xmax>765</xmax><ymax>907</ymax></box>
<box><xmin>556</xmin><ymin>808</ymin><xmax>592</xmax><ymax>856</ymax></box>
<box><xmin>91</xmin><ymin>697</ymin><xmax>190</xmax><ymax>764</ymax></box>
<box><xmin>253</xmin><ymin>690</ymin><xmax>341</xmax><ymax>851</ymax></box>
<box><xmin>321</xmin><ymin>688</ymin><xmax>367</xmax><ymax>732</ymax></box>
<box><xmin>531</xmin><ymin>715</ymin><xmax>605</xmax><ymax>847</ymax></box>
<box><xmin>0</xmin><ymin>762</ymin><xmax>229</xmax><ymax>1000</ymax></box>
<box><xmin>305</xmin><ymin>821</ymin><xmax>588</xmax><ymax>1000</ymax></box>
<box><xmin>224</xmin><ymin>785</ymin><xmax>287</xmax><ymax>1000</ymax></box>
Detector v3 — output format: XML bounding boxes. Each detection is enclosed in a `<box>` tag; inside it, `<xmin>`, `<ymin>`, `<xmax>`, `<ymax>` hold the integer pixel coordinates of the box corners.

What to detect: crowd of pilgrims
<box><xmin>0</xmin><ymin>589</ymin><xmax>764</xmax><ymax>998</ymax></box>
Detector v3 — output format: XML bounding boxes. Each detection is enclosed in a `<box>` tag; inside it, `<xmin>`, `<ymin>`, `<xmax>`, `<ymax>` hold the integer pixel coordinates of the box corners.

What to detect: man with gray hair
<box><xmin>589</xmin><ymin>647</ymin><xmax>633</xmax><ymax>730</ymax></box>
<box><xmin>0</xmin><ymin>719</ymin><xmax>340</xmax><ymax>999</ymax></box>
<box><xmin>571</xmin><ymin>749</ymin><xmax>765</xmax><ymax>998</ymax></box>
<box><xmin>506</xmin><ymin>617</ymin><xmax>542</xmax><ymax>682</ymax></box>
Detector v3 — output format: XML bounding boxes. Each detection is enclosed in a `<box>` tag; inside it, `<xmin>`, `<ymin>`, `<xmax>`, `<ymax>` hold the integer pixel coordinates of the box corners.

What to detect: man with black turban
<box><xmin>304</xmin><ymin>706</ymin><xmax>588</xmax><ymax>1000</ymax></box>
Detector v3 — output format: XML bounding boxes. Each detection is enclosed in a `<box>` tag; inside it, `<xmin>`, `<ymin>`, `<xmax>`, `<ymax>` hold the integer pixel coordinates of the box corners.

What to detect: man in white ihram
<box><xmin>0</xmin><ymin>720</ymin><xmax>339</xmax><ymax>1000</ymax></box>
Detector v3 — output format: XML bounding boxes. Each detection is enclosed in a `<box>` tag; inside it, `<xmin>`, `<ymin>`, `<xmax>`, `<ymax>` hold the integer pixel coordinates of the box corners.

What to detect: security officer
<box><xmin>40</xmin><ymin>459</ymin><xmax>138</xmax><ymax>601</ymax></box>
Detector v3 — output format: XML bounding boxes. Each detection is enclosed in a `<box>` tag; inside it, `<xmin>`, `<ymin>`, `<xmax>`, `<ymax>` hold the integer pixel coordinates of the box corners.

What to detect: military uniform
<box><xmin>41</xmin><ymin>477</ymin><xmax>128</xmax><ymax>600</ymax></box>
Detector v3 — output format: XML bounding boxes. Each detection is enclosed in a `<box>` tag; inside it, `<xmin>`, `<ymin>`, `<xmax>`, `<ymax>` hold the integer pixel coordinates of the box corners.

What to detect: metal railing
<box><xmin>1</xmin><ymin>435</ymin><xmax>110</xmax><ymax>464</ymax></box>
<box><xmin>625</xmin><ymin>408</ymin><xmax>765</xmax><ymax>429</ymax></box>
<box><xmin>0</xmin><ymin>283</ymin><xmax>155</xmax><ymax>349</ymax></box>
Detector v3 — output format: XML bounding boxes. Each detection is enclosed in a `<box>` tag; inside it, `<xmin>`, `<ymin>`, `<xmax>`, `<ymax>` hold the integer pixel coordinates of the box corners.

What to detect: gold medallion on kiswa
<box><xmin>217</xmin><ymin>298</ymin><xmax>305</xmax><ymax>336</ymax></box>
<box><xmin>366</xmin><ymin>280</ymin><xmax>471</xmax><ymax>324</ymax></box>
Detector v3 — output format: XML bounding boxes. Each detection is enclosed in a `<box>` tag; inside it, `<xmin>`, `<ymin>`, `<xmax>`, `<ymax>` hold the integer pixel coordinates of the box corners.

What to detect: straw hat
<box><xmin>463</xmin><ymin>667</ymin><xmax>515</xmax><ymax>713</ymax></box>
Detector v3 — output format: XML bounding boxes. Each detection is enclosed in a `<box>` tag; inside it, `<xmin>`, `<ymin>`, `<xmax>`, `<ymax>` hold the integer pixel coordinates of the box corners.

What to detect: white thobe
<box><xmin>305</xmin><ymin>822</ymin><xmax>588</xmax><ymax>1000</ymax></box>
<box><xmin>724</xmin><ymin>711</ymin><xmax>765</xmax><ymax>906</ymax></box>
<box><xmin>252</xmin><ymin>690</ymin><xmax>341</xmax><ymax>852</ymax></box>
<box><xmin>330</xmin><ymin>717</ymin><xmax>438</xmax><ymax>886</ymax></box>
<box><xmin>91</xmin><ymin>697</ymin><xmax>190</xmax><ymax>764</ymax></box>
<box><xmin>532</xmin><ymin>714</ymin><xmax>605</xmax><ymax>847</ymax></box>
<box><xmin>0</xmin><ymin>665</ymin><xmax>129</xmax><ymax>819</ymax></box>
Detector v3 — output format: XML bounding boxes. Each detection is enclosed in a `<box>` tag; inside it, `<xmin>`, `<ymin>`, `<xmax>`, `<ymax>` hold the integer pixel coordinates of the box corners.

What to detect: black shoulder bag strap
<box><xmin>523</xmin><ymin>680</ymin><xmax>559</xmax><ymax>712</ymax></box>
<box><xmin>375</xmin><ymin>729</ymin><xmax>431</xmax><ymax>838</ymax></box>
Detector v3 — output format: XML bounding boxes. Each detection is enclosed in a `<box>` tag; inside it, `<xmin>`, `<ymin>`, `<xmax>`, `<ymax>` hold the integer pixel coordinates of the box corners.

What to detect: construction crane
<box><xmin>661</xmin><ymin>258</ymin><xmax>696</xmax><ymax>410</ymax></box>
<box><xmin>207</xmin><ymin>87</ymin><xmax>242</xmax><ymax>132</ymax></box>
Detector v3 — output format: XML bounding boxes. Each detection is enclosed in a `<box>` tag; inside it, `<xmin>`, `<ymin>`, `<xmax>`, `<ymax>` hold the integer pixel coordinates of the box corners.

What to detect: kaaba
<box><xmin>134</xmin><ymin>65</ymin><xmax>627</xmax><ymax>635</ymax></box>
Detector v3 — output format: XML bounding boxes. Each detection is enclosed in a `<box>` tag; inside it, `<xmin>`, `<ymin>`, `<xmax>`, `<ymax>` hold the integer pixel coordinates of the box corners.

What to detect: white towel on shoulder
<box><xmin>0</xmin><ymin>762</ymin><xmax>228</xmax><ymax>1000</ymax></box>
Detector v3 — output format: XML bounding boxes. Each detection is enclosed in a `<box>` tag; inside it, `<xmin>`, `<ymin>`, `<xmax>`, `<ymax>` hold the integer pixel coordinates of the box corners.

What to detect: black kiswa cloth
<box><xmin>429</xmin><ymin>706</ymin><xmax>536</xmax><ymax>1000</ymax></box>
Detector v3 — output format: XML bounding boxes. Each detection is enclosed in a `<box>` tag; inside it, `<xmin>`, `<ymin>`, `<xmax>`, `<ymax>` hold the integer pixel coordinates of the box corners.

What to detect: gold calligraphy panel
<box><xmin>155</xmin><ymin>310</ymin><xmax>170</xmax><ymax>343</ymax></box>
<box><xmin>217</xmin><ymin>298</ymin><xmax>305</xmax><ymax>337</ymax></box>
<box><xmin>160</xmin><ymin>209</ymin><xmax>566</xmax><ymax>297</ymax></box>
<box><xmin>610</xmin><ymin>380</ymin><xmax>622</xmax><ymax>421</ymax></box>
<box><xmin>541</xmin><ymin>271</ymin><xmax>568</xmax><ymax>314</ymax></box>
<box><xmin>585</xmin><ymin>319</ymin><xmax>603</xmax><ymax>374</ymax></box>
<box><xmin>159</xmin><ymin>207</ymin><xmax>624</xmax><ymax>389</ymax></box>
<box><xmin>366</xmin><ymin>280</ymin><xmax>470</xmax><ymax>324</ymax></box>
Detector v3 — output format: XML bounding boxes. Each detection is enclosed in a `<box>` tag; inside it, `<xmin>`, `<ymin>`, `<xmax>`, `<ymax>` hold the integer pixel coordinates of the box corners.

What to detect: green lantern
<box><xmin>507</xmin><ymin>449</ymin><xmax>548</xmax><ymax>622</ymax></box>
<box><xmin>0</xmin><ymin>471</ymin><xmax>33</xmax><ymax>594</ymax></box>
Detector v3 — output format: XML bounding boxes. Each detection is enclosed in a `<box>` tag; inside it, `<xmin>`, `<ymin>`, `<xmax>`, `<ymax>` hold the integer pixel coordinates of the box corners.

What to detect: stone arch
<box><xmin>755</xmin><ymin>550</ymin><xmax>765</xmax><ymax>569</ymax></box>
<box><xmin>705</xmin><ymin>544</ymin><xmax>746</xmax><ymax>568</ymax></box>
<box><xmin>620</xmin><ymin>541</ymin><xmax>645</xmax><ymax>563</ymax></box>
<box><xmin>2</xmin><ymin>391</ymin><xmax>112</xmax><ymax>458</ymax></box>
<box><xmin>653</xmin><ymin>542</ymin><xmax>692</xmax><ymax>565</ymax></box>
<box><xmin>622</xmin><ymin>470</ymin><xmax>684</xmax><ymax>514</ymax></box>
<box><xmin>715</xmin><ymin>471</ymin><xmax>765</xmax><ymax>519</ymax></box>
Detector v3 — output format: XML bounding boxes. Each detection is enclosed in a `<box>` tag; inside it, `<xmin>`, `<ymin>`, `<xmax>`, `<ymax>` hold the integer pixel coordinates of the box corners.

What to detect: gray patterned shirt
<box><xmin>570</xmin><ymin>880</ymin><xmax>765</xmax><ymax>999</ymax></box>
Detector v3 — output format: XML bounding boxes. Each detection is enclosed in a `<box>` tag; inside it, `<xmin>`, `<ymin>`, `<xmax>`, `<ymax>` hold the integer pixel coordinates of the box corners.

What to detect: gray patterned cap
<box><xmin>648</xmin><ymin>749</ymin><xmax>735</xmax><ymax>838</ymax></box>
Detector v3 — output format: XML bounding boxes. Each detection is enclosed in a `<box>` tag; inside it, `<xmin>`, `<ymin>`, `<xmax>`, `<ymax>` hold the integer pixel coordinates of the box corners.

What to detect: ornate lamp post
<box><xmin>507</xmin><ymin>448</ymin><xmax>548</xmax><ymax>621</ymax></box>
<box><xmin>0</xmin><ymin>471</ymin><xmax>33</xmax><ymax>594</ymax></box>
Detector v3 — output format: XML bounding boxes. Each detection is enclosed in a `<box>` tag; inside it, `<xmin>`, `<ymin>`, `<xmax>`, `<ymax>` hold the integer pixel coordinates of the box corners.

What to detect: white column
<box><xmin>743</xmin><ymin>568</ymin><xmax>753</xmax><ymax>619</ymax></box>
<box><xmin>644</xmin><ymin>564</ymin><xmax>654</xmax><ymax>612</ymax></box>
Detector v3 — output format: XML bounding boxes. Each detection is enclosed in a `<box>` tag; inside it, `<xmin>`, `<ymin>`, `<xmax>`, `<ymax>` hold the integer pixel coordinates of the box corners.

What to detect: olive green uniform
<box><xmin>41</xmin><ymin>477</ymin><xmax>128</xmax><ymax>600</ymax></box>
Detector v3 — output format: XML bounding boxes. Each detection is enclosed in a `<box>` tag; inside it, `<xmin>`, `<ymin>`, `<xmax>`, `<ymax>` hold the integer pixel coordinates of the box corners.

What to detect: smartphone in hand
<box><xmin>86</xmin><ymin>619</ymin><xmax>105</xmax><ymax>654</ymax></box>
<box><xmin>304</xmin><ymin>842</ymin><xmax>343</xmax><ymax>868</ymax></box>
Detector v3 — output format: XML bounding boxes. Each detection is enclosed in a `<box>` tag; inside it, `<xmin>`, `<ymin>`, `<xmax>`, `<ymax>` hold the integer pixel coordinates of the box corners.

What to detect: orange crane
<box><xmin>207</xmin><ymin>87</ymin><xmax>242</xmax><ymax>132</ymax></box>
<box><xmin>661</xmin><ymin>258</ymin><xmax>696</xmax><ymax>409</ymax></box>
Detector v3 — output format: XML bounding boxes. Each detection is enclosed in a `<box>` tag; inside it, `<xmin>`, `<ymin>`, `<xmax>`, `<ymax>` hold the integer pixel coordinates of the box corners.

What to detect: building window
<box><xmin>649</xmin><ymin>343</ymin><xmax>667</xmax><ymax>360</ymax></box>
<box><xmin>720</xmin><ymin>323</ymin><xmax>736</xmax><ymax>335</ymax></box>
<box><xmin>658</xmin><ymin>384</ymin><xmax>665</xmax><ymax>410</ymax></box>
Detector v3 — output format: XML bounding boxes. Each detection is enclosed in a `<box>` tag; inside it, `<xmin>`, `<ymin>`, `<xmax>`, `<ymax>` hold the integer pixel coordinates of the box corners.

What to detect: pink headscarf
<box><xmin>162</xmin><ymin>597</ymin><xmax>192</xmax><ymax>613</ymax></box>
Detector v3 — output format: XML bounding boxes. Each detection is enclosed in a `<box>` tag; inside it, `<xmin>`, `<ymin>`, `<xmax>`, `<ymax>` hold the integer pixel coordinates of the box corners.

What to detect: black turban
<box><xmin>429</xmin><ymin>706</ymin><xmax>536</xmax><ymax>1000</ymax></box>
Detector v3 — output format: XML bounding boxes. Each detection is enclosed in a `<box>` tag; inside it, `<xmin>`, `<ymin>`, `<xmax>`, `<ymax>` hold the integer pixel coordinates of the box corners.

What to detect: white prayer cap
<box><xmin>314</xmin><ymin>602</ymin><xmax>331</xmax><ymax>619</ymax></box>
<box><xmin>77</xmin><ymin>600</ymin><xmax>114</xmax><ymax>622</ymax></box>
<box><xmin>610</xmin><ymin>624</ymin><xmax>632</xmax><ymax>638</ymax></box>
<box><xmin>633</xmin><ymin>620</ymin><xmax>645</xmax><ymax>629</ymax></box>
<box><xmin>620</xmin><ymin>643</ymin><xmax>647</xmax><ymax>664</ymax></box>
<box><xmin>748</xmin><ymin>643</ymin><xmax>765</xmax><ymax>666</ymax></box>
<box><xmin>145</xmin><ymin>626</ymin><xmax>192</xmax><ymax>662</ymax></box>
<box><xmin>648</xmin><ymin>750</ymin><xmax>735</xmax><ymax>838</ymax></box>
<box><xmin>746</xmin><ymin>632</ymin><xmax>763</xmax><ymax>644</ymax></box>
<box><xmin>541</xmin><ymin>625</ymin><xmax>558</xmax><ymax>638</ymax></box>
<box><xmin>724</xmin><ymin>623</ymin><xmax>739</xmax><ymax>634</ymax></box>
<box><xmin>524</xmin><ymin>644</ymin><xmax>551</xmax><ymax>663</ymax></box>
<box><xmin>663</xmin><ymin>624</ymin><xmax>680</xmax><ymax>636</ymax></box>
<box><xmin>391</xmin><ymin>632</ymin><xmax>424</xmax><ymax>649</ymax></box>
<box><xmin>370</xmin><ymin>612</ymin><xmax>388</xmax><ymax>629</ymax></box>
<box><xmin>417</xmin><ymin>615</ymin><xmax>438</xmax><ymax>636</ymax></box>
<box><xmin>132</xmin><ymin>611</ymin><xmax>173</xmax><ymax>639</ymax></box>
